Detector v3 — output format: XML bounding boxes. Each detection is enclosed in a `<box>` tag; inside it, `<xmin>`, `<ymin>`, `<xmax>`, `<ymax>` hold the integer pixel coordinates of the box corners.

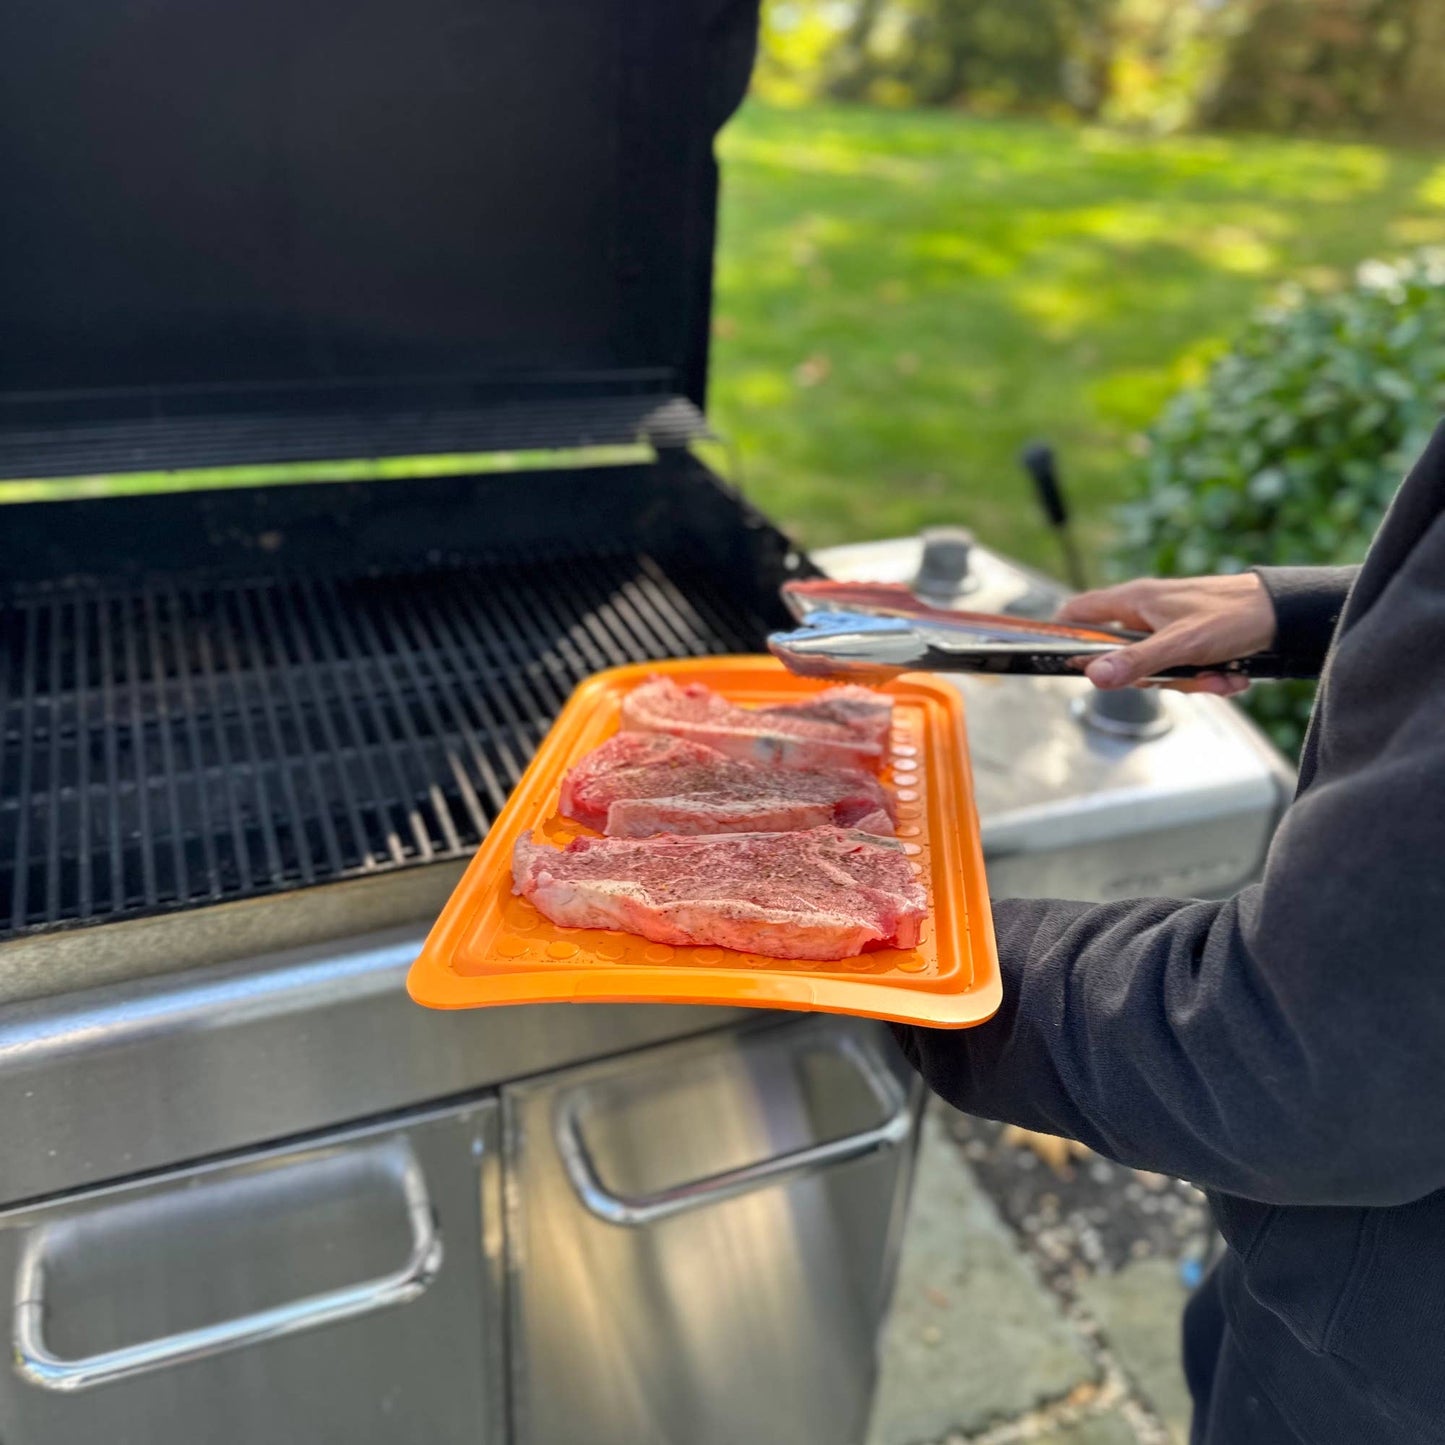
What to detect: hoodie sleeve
<box><xmin>895</xmin><ymin>517</ymin><xmax>1445</xmax><ymax>1209</ymax></box>
<box><xmin>1252</xmin><ymin>566</ymin><xmax>1358</xmax><ymax>674</ymax></box>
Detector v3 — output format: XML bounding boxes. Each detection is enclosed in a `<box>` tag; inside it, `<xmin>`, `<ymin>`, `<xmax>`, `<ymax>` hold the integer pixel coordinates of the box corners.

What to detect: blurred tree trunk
<box><xmin>824</xmin><ymin>0</ymin><xmax>888</xmax><ymax>99</ymax></box>
<box><xmin>1393</xmin><ymin>0</ymin><xmax>1445</xmax><ymax>139</ymax></box>
<box><xmin>918</xmin><ymin>3</ymin><xmax>977</xmax><ymax>107</ymax></box>
<box><xmin>1057</xmin><ymin>0</ymin><xmax>1117</xmax><ymax>118</ymax></box>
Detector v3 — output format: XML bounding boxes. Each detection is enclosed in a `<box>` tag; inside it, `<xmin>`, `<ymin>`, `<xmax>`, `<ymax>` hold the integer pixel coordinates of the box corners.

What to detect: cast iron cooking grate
<box><xmin>0</xmin><ymin>552</ymin><xmax>760</xmax><ymax>939</ymax></box>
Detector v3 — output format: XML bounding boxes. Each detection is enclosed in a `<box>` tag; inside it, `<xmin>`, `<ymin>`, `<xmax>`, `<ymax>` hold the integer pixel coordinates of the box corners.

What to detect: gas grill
<box><xmin>0</xmin><ymin>2</ymin><xmax>1289</xmax><ymax>1442</ymax></box>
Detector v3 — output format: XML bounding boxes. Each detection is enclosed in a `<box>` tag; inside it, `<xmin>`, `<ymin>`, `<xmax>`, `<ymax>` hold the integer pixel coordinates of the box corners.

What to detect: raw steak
<box><xmin>512</xmin><ymin>826</ymin><xmax>927</xmax><ymax>961</ymax></box>
<box><xmin>560</xmin><ymin>733</ymin><xmax>896</xmax><ymax>837</ymax></box>
<box><xmin>620</xmin><ymin>678</ymin><xmax>892</xmax><ymax>771</ymax></box>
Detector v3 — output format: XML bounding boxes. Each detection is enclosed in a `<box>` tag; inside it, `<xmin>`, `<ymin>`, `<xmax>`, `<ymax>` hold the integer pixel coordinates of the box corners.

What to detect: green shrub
<box><xmin>1115</xmin><ymin>249</ymin><xmax>1445</xmax><ymax>756</ymax></box>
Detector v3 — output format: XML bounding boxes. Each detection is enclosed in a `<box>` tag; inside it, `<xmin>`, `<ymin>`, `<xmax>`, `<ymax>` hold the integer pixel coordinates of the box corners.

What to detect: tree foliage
<box><xmin>756</xmin><ymin>0</ymin><xmax>1445</xmax><ymax>138</ymax></box>
<box><xmin>1204</xmin><ymin>0</ymin><xmax>1445</xmax><ymax>137</ymax></box>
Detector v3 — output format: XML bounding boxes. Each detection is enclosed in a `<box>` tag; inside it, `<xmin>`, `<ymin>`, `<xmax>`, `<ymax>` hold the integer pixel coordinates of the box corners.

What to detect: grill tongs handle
<box><xmin>770</xmin><ymin>580</ymin><xmax>1311</xmax><ymax>682</ymax></box>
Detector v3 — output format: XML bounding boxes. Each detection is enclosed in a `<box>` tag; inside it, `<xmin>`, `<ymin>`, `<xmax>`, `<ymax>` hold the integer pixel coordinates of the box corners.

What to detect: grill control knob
<box><xmin>914</xmin><ymin>527</ymin><xmax>975</xmax><ymax>599</ymax></box>
<box><xmin>1076</xmin><ymin>685</ymin><xmax>1171</xmax><ymax>741</ymax></box>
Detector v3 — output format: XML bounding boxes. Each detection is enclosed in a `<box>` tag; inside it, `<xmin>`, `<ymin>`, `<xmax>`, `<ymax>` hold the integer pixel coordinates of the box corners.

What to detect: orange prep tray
<box><xmin>407</xmin><ymin>657</ymin><xmax>1000</xmax><ymax>1028</ymax></box>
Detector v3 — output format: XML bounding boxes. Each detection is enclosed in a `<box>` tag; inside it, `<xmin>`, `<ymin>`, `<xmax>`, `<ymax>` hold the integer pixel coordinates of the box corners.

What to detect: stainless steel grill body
<box><xmin>0</xmin><ymin>453</ymin><xmax>932</xmax><ymax>1445</ymax></box>
<box><xmin>0</xmin><ymin>526</ymin><xmax>1289</xmax><ymax>1445</ymax></box>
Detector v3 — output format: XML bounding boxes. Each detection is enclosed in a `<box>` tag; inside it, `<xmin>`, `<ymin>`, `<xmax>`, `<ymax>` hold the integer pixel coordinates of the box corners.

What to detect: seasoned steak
<box><xmin>559</xmin><ymin>733</ymin><xmax>895</xmax><ymax>837</ymax></box>
<box><xmin>620</xmin><ymin>677</ymin><xmax>892</xmax><ymax>771</ymax></box>
<box><xmin>512</xmin><ymin>827</ymin><xmax>927</xmax><ymax>961</ymax></box>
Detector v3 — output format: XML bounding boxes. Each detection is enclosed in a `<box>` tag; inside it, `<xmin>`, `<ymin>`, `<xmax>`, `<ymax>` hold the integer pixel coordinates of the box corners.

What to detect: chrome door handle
<box><xmin>13</xmin><ymin>1143</ymin><xmax>443</xmax><ymax>1393</ymax></box>
<box><xmin>556</xmin><ymin>1031</ymin><xmax>913</xmax><ymax>1227</ymax></box>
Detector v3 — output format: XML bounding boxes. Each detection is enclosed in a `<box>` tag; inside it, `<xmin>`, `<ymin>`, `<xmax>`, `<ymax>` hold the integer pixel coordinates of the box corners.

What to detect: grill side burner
<box><xmin>0</xmin><ymin>552</ymin><xmax>760</xmax><ymax>939</ymax></box>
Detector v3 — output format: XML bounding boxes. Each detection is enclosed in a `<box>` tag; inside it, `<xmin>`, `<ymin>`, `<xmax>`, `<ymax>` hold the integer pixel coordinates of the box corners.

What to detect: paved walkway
<box><xmin>868</xmin><ymin>1104</ymin><xmax>1199</xmax><ymax>1445</ymax></box>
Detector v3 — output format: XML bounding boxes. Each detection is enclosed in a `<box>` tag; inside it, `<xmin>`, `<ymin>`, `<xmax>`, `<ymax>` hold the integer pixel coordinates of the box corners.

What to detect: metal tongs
<box><xmin>768</xmin><ymin>580</ymin><xmax>1310</xmax><ymax>682</ymax></box>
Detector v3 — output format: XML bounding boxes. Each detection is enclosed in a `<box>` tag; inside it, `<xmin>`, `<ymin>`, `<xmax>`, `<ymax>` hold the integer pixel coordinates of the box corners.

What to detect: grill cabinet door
<box><xmin>0</xmin><ymin>1099</ymin><xmax>503</xmax><ymax>1445</ymax></box>
<box><xmin>505</xmin><ymin>1014</ymin><xmax>921</xmax><ymax>1445</ymax></box>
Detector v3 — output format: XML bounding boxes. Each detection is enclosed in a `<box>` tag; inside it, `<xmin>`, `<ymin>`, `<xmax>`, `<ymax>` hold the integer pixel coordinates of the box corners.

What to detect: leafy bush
<box><xmin>1115</xmin><ymin>249</ymin><xmax>1445</xmax><ymax>755</ymax></box>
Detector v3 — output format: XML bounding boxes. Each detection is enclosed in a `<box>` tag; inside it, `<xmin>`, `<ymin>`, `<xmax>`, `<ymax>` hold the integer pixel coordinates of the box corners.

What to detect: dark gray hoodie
<box><xmin>895</xmin><ymin>423</ymin><xmax>1445</xmax><ymax>1443</ymax></box>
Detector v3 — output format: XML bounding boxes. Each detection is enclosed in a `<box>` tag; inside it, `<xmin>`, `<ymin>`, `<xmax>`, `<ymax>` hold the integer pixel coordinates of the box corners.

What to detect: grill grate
<box><xmin>0</xmin><ymin>552</ymin><xmax>761</xmax><ymax>938</ymax></box>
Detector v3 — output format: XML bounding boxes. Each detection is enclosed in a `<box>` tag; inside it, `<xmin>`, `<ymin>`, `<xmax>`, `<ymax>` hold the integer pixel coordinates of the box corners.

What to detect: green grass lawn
<box><xmin>710</xmin><ymin>102</ymin><xmax>1445</xmax><ymax>573</ymax></box>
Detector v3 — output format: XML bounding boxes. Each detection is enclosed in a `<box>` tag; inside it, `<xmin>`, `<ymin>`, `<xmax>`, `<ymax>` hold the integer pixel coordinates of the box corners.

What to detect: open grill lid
<box><xmin>0</xmin><ymin>0</ymin><xmax>760</xmax><ymax>480</ymax></box>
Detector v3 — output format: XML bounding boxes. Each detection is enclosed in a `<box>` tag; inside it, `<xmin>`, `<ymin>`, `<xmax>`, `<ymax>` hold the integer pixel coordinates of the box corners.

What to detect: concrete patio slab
<box><xmin>868</xmin><ymin>1112</ymin><xmax>1097</xmax><ymax>1445</ymax></box>
<box><xmin>1078</xmin><ymin>1261</ymin><xmax>1192</xmax><ymax>1444</ymax></box>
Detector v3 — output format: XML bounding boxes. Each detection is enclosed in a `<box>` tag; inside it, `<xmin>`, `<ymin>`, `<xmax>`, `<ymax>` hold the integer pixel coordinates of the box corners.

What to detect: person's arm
<box><xmin>1055</xmin><ymin>566</ymin><xmax>1358</xmax><ymax>691</ymax></box>
<box><xmin>896</xmin><ymin>522</ymin><xmax>1445</xmax><ymax>1208</ymax></box>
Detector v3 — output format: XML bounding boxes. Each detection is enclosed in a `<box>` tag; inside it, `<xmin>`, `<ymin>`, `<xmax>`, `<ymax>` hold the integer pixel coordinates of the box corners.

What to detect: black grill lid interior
<box><xmin>0</xmin><ymin>0</ymin><xmax>760</xmax><ymax>477</ymax></box>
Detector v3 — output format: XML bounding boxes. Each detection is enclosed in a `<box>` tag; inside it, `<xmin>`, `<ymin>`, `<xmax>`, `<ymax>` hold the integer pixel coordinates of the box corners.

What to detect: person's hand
<box><xmin>1056</xmin><ymin>573</ymin><xmax>1277</xmax><ymax>694</ymax></box>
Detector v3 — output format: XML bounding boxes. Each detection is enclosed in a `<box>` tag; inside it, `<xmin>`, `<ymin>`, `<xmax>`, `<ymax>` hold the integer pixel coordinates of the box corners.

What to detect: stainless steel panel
<box><xmin>0</xmin><ymin>1099</ymin><xmax>504</xmax><ymax>1445</ymax></box>
<box><xmin>0</xmin><ymin>860</ymin><xmax>468</xmax><ymax>1009</ymax></box>
<box><xmin>986</xmin><ymin>808</ymin><xmax>1277</xmax><ymax>901</ymax></box>
<box><xmin>0</xmin><ymin>923</ymin><xmax>746</xmax><ymax>1206</ymax></box>
<box><xmin>14</xmin><ymin>1141</ymin><xmax>441</xmax><ymax>1392</ymax></box>
<box><xmin>555</xmin><ymin>1025</ymin><xmax>911</xmax><ymax>1226</ymax></box>
<box><xmin>964</xmin><ymin>674</ymin><xmax>1284</xmax><ymax>865</ymax></box>
<box><xmin>506</xmin><ymin>1014</ymin><xmax>921</xmax><ymax>1445</ymax></box>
